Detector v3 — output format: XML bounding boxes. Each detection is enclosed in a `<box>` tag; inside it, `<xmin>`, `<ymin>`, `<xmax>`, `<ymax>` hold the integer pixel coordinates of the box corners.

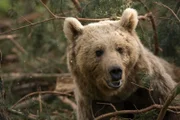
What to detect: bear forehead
<box><xmin>79</xmin><ymin>20</ymin><xmax>134</xmax><ymax>44</ymax></box>
<box><xmin>81</xmin><ymin>21</ymin><xmax>125</xmax><ymax>38</ymax></box>
<box><xmin>83</xmin><ymin>20</ymin><xmax>122</xmax><ymax>33</ymax></box>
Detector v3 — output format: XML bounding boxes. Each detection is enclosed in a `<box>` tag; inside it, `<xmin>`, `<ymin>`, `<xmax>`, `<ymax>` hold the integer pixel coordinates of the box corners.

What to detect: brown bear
<box><xmin>63</xmin><ymin>8</ymin><xmax>180</xmax><ymax>120</ymax></box>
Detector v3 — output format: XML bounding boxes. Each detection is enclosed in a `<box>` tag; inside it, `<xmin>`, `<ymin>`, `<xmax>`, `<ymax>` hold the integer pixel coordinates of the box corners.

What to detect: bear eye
<box><xmin>117</xmin><ymin>47</ymin><xmax>124</xmax><ymax>54</ymax></box>
<box><xmin>95</xmin><ymin>49</ymin><xmax>104</xmax><ymax>57</ymax></box>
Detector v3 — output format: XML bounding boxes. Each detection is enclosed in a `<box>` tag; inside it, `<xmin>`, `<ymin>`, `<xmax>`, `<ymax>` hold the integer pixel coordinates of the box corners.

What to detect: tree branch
<box><xmin>95</xmin><ymin>104</ymin><xmax>180</xmax><ymax>120</ymax></box>
<box><xmin>0</xmin><ymin>14</ymin><xmax>150</xmax><ymax>35</ymax></box>
<box><xmin>8</xmin><ymin>36</ymin><xmax>27</xmax><ymax>54</ymax></box>
<box><xmin>157</xmin><ymin>83</ymin><xmax>180</xmax><ymax>120</ymax></box>
<box><xmin>39</xmin><ymin>0</ymin><xmax>58</xmax><ymax>18</ymax></box>
<box><xmin>154</xmin><ymin>2</ymin><xmax>180</xmax><ymax>23</ymax></box>
<box><xmin>0</xmin><ymin>73</ymin><xmax>71</xmax><ymax>81</ymax></box>
<box><xmin>58</xmin><ymin>96</ymin><xmax>77</xmax><ymax>110</ymax></box>
<box><xmin>0</xmin><ymin>34</ymin><xmax>18</xmax><ymax>40</ymax></box>
<box><xmin>96</xmin><ymin>102</ymin><xmax>118</xmax><ymax>112</ymax></box>
<box><xmin>0</xmin><ymin>34</ymin><xmax>27</xmax><ymax>54</ymax></box>
<box><xmin>8</xmin><ymin>108</ymin><xmax>38</xmax><ymax>120</ymax></box>
<box><xmin>11</xmin><ymin>91</ymin><xmax>72</xmax><ymax>109</ymax></box>
<box><xmin>13</xmin><ymin>94</ymin><xmax>51</xmax><ymax>109</ymax></box>
<box><xmin>137</xmin><ymin>0</ymin><xmax>159</xmax><ymax>55</ymax></box>
<box><xmin>0</xmin><ymin>17</ymin><xmax>59</xmax><ymax>35</ymax></box>
<box><xmin>131</xmin><ymin>82</ymin><xmax>153</xmax><ymax>91</ymax></box>
<box><xmin>71</xmin><ymin>0</ymin><xmax>82</xmax><ymax>12</ymax></box>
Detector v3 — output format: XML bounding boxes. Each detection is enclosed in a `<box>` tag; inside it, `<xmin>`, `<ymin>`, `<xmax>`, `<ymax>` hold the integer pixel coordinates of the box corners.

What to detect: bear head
<box><xmin>64</xmin><ymin>8</ymin><xmax>142</xmax><ymax>96</ymax></box>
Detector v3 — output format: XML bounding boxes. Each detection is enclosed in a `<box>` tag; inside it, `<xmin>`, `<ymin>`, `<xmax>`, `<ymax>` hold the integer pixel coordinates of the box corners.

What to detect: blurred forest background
<box><xmin>0</xmin><ymin>0</ymin><xmax>179</xmax><ymax>120</ymax></box>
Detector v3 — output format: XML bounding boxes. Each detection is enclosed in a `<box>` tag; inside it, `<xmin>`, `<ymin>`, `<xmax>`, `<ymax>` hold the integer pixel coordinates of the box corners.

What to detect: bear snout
<box><xmin>105</xmin><ymin>66</ymin><xmax>123</xmax><ymax>89</ymax></box>
<box><xmin>109</xmin><ymin>66</ymin><xmax>122</xmax><ymax>81</ymax></box>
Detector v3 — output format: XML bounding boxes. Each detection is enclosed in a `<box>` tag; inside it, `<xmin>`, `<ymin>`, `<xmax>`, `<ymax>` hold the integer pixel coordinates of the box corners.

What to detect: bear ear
<box><xmin>63</xmin><ymin>17</ymin><xmax>83</xmax><ymax>42</ymax></box>
<box><xmin>120</xmin><ymin>8</ymin><xmax>138</xmax><ymax>32</ymax></box>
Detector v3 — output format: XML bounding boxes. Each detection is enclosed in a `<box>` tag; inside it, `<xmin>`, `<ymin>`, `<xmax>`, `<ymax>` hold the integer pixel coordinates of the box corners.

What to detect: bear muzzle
<box><xmin>106</xmin><ymin>66</ymin><xmax>122</xmax><ymax>88</ymax></box>
<box><xmin>106</xmin><ymin>80</ymin><xmax>122</xmax><ymax>89</ymax></box>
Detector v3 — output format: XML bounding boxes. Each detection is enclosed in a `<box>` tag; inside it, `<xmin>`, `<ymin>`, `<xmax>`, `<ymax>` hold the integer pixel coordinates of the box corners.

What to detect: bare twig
<box><xmin>38</xmin><ymin>87</ymin><xmax>42</xmax><ymax>113</ymax></box>
<box><xmin>154</xmin><ymin>2</ymin><xmax>180</xmax><ymax>23</ymax></box>
<box><xmin>11</xmin><ymin>91</ymin><xmax>72</xmax><ymax>109</ymax></box>
<box><xmin>131</xmin><ymin>81</ymin><xmax>156</xmax><ymax>104</ymax></box>
<box><xmin>17</xmin><ymin>12</ymin><xmax>43</xmax><ymax>24</ymax></box>
<box><xmin>0</xmin><ymin>14</ymin><xmax>150</xmax><ymax>35</ymax></box>
<box><xmin>94</xmin><ymin>82</ymin><xmax>180</xmax><ymax>120</ymax></box>
<box><xmin>0</xmin><ymin>17</ymin><xmax>58</xmax><ymax>35</ymax></box>
<box><xmin>0</xmin><ymin>49</ymin><xmax>2</xmax><ymax>69</ymax></box>
<box><xmin>95</xmin><ymin>104</ymin><xmax>180</xmax><ymax>120</ymax></box>
<box><xmin>58</xmin><ymin>96</ymin><xmax>77</xmax><ymax>110</ymax></box>
<box><xmin>8</xmin><ymin>36</ymin><xmax>27</xmax><ymax>54</ymax></box>
<box><xmin>131</xmin><ymin>82</ymin><xmax>153</xmax><ymax>91</ymax></box>
<box><xmin>0</xmin><ymin>34</ymin><xmax>25</xmax><ymax>54</ymax></box>
<box><xmin>157</xmin><ymin>83</ymin><xmax>180</xmax><ymax>120</ymax></box>
<box><xmin>137</xmin><ymin>0</ymin><xmax>150</xmax><ymax>11</ymax></box>
<box><xmin>0</xmin><ymin>17</ymin><xmax>104</xmax><ymax>35</ymax></box>
<box><xmin>0</xmin><ymin>73</ymin><xmax>71</xmax><ymax>81</ymax></box>
<box><xmin>149</xmin><ymin>14</ymin><xmax>159</xmax><ymax>55</ymax></box>
<box><xmin>40</xmin><ymin>0</ymin><xmax>58</xmax><ymax>18</ymax></box>
<box><xmin>20</xmin><ymin>16</ymin><xmax>33</xmax><ymax>24</ymax></box>
<box><xmin>71</xmin><ymin>0</ymin><xmax>82</xmax><ymax>12</ymax></box>
<box><xmin>149</xmin><ymin>82</ymin><xmax>156</xmax><ymax>104</ymax></box>
<box><xmin>96</xmin><ymin>102</ymin><xmax>117</xmax><ymax>112</ymax></box>
<box><xmin>8</xmin><ymin>108</ymin><xmax>38</xmax><ymax>120</ymax></box>
<box><xmin>13</xmin><ymin>94</ymin><xmax>51</xmax><ymax>109</ymax></box>
<box><xmin>0</xmin><ymin>34</ymin><xmax>18</xmax><ymax>40</ymax></box>
<box><xmin>137</xmin><ymin>0</ymin><xmax>159</xmax><ymax>55</ymax></box>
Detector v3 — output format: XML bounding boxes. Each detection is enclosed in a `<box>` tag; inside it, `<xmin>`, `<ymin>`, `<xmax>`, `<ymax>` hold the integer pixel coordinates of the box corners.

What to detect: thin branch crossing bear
<box><xmin>63</xmin><ymin>8</ymin><xmax>180</xmax><ymax>120</ymax></box>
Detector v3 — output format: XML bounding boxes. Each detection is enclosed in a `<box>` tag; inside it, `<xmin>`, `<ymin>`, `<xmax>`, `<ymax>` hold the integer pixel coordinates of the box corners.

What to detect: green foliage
<box><xmin>80</xmin><ymin>0</ymin><xmax>132</xmax><ymax>18</ymax></box>
<box><xmin>134</xmin><ymin>110</ymin><xmax>158</xmax><ymax>120</ymax></box>
<box><xmin>158</xmin><ymin>2</ymin><xmax>180</xmax><ymax>65</ymax></box>
<box><xmin>0</xmin><ymin>0</ymin><xmax>10</xmax><ymax>14</ymax></box>
<box><xmin>136</xmin><ymin>71</ymin><xmax>154</xmax><ymax>89</ymax></box>
<box><xmin>175</xmin><ymin>84</ymin><xmax>180</xmax><ymax>95</ymax></box>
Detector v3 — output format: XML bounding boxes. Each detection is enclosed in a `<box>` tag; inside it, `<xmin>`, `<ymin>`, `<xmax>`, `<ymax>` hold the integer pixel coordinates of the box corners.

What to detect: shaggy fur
<box><xmin>63</xmin><ymin>8</ymin><xmax>180</xmax><ymax>120</ymax></box>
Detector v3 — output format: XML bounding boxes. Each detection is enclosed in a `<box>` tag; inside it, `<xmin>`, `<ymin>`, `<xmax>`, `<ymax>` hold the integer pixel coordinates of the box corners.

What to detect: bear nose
<box><xmin>109</xmin><ymin>67</ymin><xmax>122</xmax><ymax>81</ymax></box>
